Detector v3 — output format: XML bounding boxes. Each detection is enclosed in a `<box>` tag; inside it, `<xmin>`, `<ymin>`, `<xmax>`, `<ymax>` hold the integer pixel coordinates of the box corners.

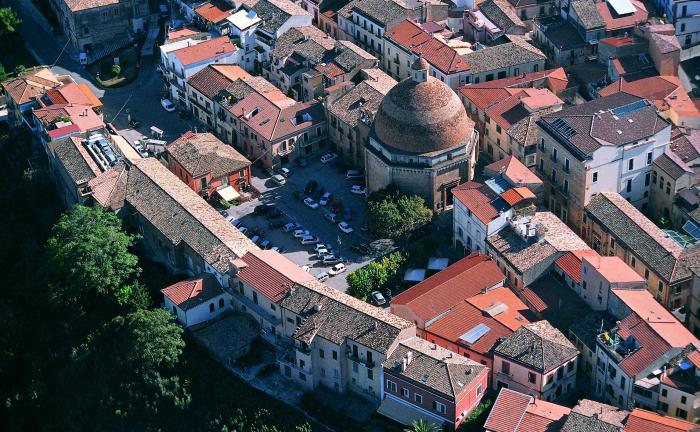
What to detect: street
<box><xmin>8</xmin><ymin>0</ymin><xmax>198</xmax><ymax>142</ymax></box>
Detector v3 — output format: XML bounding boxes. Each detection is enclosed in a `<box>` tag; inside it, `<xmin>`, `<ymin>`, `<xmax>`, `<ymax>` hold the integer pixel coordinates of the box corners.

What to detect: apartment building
<box><xmin>493</xmin><ymin>321</ymin><xmax>579</xmax><ymax>401</ymax></box>
<box><xmin>465</xmin><ymin>0</ymin><xmax>527</xmax><ymax>44</ymax></box>
<box><xmin>462</xmin><ymin>41</ymin><xmax>546</xmax><ymax>85</ymax></box>
<box><xmin>459</xmin><ymin>68</ymin><xmax>569</xmax><ymax>167</ymax></box>
<box><xmin>379</xmin><ymin>337</ymin><xmax>488</xmax><ymax>429</ymax></box>
<box><xmin>507</xmin><ymin>0</ymin><xmax>556</xmax><ymax>21</ymax></box>
<box><xmin>452</xmin><ymin>160</ymin><xmax>541</xmax><ymax>254</ymax></box>
<box><xmin>382</xmin><ymin>19</ymin><xmax>470</xmax><ymax>89</ymax></box>
<box><xmin>339</xmin><ymin>0</ymin><xmax>415</xmax><ymax>58</ymax></box>
<box><xmin>594</xmin><ymin>301</ymin><xmax>698</xmax><ymax>415</ymax></box>
<box><xmin>536</xmin><ymin>93</ymin><xmax>672</xmax><ymax>232</ymax></box>
<box><xmin>584</xmin><ymin>191</ymin><xmax>700</xmax><ymax>310</ymax></box>
<box><xmin>162</xmin><ymin>36</ymin><xmax>239</xmax><ymax>106</ymax></box>
<box><xmin>276</xmin><ymin>279</ymin><xmax>416</xmax><ymax>400</ymax></box>
<box><xmin>1</xmin><ymin>67</ymin><xmax>61</xmax><ymax>129</ymax></box>
<box><xmin>486</xmin><ymin>211</ymin><xmax>589</xmax><ymax>289</ymax></box>
<box><xmin>651</xmin><ymin>0</ymin><xmax>700</xmax><ymax>48</ymax></box>
<box><xmin>49</xmin><ymin>0</ymin><xmax>149</xmax><ymax>55</ymax></box>
<box><xmin>325</xmin><ymin>69</ymin><xmax>396</xmax><ymax>168</ymax></box>
<box><xmin>185</xmin><ymin>64</ymin><xmax>251</xmax><ymax>128</ymax></box>
<box><xmin>165</xmin><ymin>132</ymin><xmax>251</xmax><ymax>200</ymax></box>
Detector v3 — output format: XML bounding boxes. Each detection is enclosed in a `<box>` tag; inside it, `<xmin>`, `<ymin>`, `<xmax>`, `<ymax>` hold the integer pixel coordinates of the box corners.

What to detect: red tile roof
<box><xmin>167</xmin><ymin>26</ymin><xmax>202</xmax><ymax>41</ymax></box>
<box><xmin>485</xmin><ymin>156</ymin><xmax>542</xmax><ymax>186</ymax></box>
<box><xmin>600</xmin><ymin>36</ymin><xmax>640</xmax><ymax>47</ymax></box>
<box><xmin>187</xmin><ymin>64</ymin><xmax>250</xmax><ymax>99</ymax></box>
<box><xmin>314</xmin><ymin>62</ymin><xmax>345</xmax><ymax>79</ymax></box>
<box><xmin>500</xmin><ymin>187</ymin><xmax>535</xmax><ymax>206</ymax></box>
<box><xmin>521</xmin><ymin>287</ymin><xmax>548</xmax><ymax>313</ymax></box>
<box><xmin>384</xmin><ymin>19</ymin><xmax>469</xmax><ymax>75</ymax></box>
<box><xmin>615</xmin><ymin>313</ymin><xmax>673</xmax><ymax>377</ymax></box>
<box><xmin>161</xmin><ymin>274</ymin><xmax>223</xmax><ymax>310</ymax></box>
<box><xmin>624</xmin><ymin>408</ymin><xmax>696</xmax><ymax>432</ymax></box>
<box><xmin>452</xmin><ymin>181</ymin><xmax>502</xmax><ymax>224</ymax></box>
<box><xmin>596</xmin><ymin>0</ymin><xmax>647</xmax><ymax>32</ymax></box>
<box><xmin>194</xmin><ymin>2</ymin><xmax>233</xmax><ymax>24</ymax></box>
<box><xmin>391</xmin><ymin>253</ymin><xmax>505</xmax><ymax>322</ymax></box>
<box><xmin>687</xmin><ymin>350</ymin><xmax>700</xmax><ymax>369</ymax></box>
<box><xmin>174</xmin><ymin>36</ymin><xmax>236</xmax><ymax>66</ymax></box>
<box><xmin>238</xmin><ymin>250</ymin><xmax>316</xmax><ymax>303</ymax></box>
<box><xmin>554</xmin><ymin>249</ymin><xmax>601</xmax><ymax>284</ymax></box>
<box><xmin>483</xmin><ymin>388</ymin><xmax>532</xmax><ymax>432</ymax></box>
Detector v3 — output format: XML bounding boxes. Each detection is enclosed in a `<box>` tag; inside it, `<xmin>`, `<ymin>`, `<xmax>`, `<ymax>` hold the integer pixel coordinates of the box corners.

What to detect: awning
<box><xmin>404</xmin><ymin>268</ymin><xmax>426</xmax><ymax>282</ymax></box>
<box><xmin>217</xmin><ymin>185</ymin><xmax>240</xmax><ymax>202</ymax></box>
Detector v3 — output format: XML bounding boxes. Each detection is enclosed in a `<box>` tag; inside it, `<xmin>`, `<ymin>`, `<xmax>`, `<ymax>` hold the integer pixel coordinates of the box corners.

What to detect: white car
<box><xmin>329</xmin><ymin>263</ymin><xmax>347</xmax><ymax>276</ymax></box>
<box><xmin>316</xmin><ymin>272</ymin><xmax>330</xmax><ymax>282</ymax></box>
<box><xmin>238</xmin><ymin>227</ymin><xmax>249</xmax><ymax>235</ymax></box>
<box><xmin>283</xmin><ymin>222</ymin><xmax>297</xmax><ymax>232</ymax></box>
<box><xmin>300</xmin><ymin>235</ymin><xmax>317</xmax><ymax>245</ymax></box>
<box><xmin>320</xmin><ymin>153</ymin><xmax>338</xmax><ymax>164</ymax></box>
<box><xmin>278</xmin><ymin>167</ymin><xmax>291</xmax><ymax>177</ymax></box>
<box><xmin>316</xmin><ymin>247</ymin><xmax>329</xmax><ymax>257</ymax></box>
<box><xmin>350</xmin><ymin>185</ymin><xmax>366</xmax><ymax>195</ymax></box>
<box><xmin>293</xmin><ymin>229</ymin><xmax>311</xmax><ymax>238</ymax></box>
<box><xmin>338</xmin><ymin>221</ymin><xmax>354</xmax><ymax>234</ymax></box>
<box><xmin>303</xmin><ymin>197</ymin><xmax>319</xmax><ymax>209</ymax></box>
<box><xmin>302</xmin><ymin>265</ymin><xmax>310</xmax><ymax>272</ymax></box>
<box><xmin>319</xmin><ymin>191</ymin><xmax>332</xmax><ymax>206</ymax></box>
<box><xmin>271</xmin><ymin>174</ymin><xmax>286</xmax><ymax>185</ymax></box>
<box><xmin>322</xmin><ymin>254</ymin><xmax>341</xmax><ymax>264</ymax></box>
<box><xmin>160</xmin><ymin>98</ymin><xmax>177</xmax><ymax>112</ymax></box>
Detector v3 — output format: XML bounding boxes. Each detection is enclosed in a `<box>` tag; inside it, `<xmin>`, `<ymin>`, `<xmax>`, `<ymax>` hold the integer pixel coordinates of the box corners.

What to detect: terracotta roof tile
<box><xmin>596</xmin><ymin>0</ymin><xmax>647</xmax><ymax>32</ymax></box>
<box><xmin>483</xmin><ymin>388</ymin><xmax>532</xmax><ymax>432</ymax></box>
<box><xmin>391</xmin><ymin>253</ymin><xmax>505</xmax><ymax>321</ymax></box>
<box><xmin>161</xmin><ymin>274</ymin><xmax>223</xmax><ymax>311</ymax></box>
<box><xmin>500</xmin><ymin>187</ymin><xmax>535</xmax><ymax>206</ymax></box>
<box><xmin>485</xmin><ymin>156</ymin><xmax>543</xmax><ymax>186</ymax></box>
<box><xmin>194</xmin><ymin>2</ymin><xmax>234</xmax><ymax>24</ymax></box>
<box><xmin>63</xmin><ymin>0</ymin><xmax>119</xmax><ymax>12</ymax></box>
<box><xmin>624</xmin><ymin>408</ymin><xmax>696</xmax><ymax>432</ymax></box>
<box><xmin>452</xmin><ymin>181</ymin><xmax>505</xmax><ymax>224</ymax></box>
<box><xmin>238</xmin><ymin>250</ymin><xmax>316</xmax><ymax>303</ymax></box>
<box><xmin>174</xmin><ymin>36</ymin><xmax>236</xmax><ymax>66</ymax></box>
<box><xmin>1</xmin><ymin>67</ymin><xmax>60</xmax><ymax>105</ymax></box>
<box><xmin>187</xmin><ymin>65</ymin><xmax>251</xmax><ymax>100</ymax></box>
<box><xmin>166</xmin><ymin>131</ymin><xmax>250</xmax><ymax>179</ymax></box>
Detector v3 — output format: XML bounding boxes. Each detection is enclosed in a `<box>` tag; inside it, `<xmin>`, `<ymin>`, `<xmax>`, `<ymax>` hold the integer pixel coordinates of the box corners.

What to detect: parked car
<box><xmin>296</xmin><ymin>157</ymin><xmax>309</xmax><ymax>168</ymax></box>
<box><xmin>271</xmin><ymin>174</ymin><xmax>286</xmax><ymax>185</ymax></box>
<box><xmin>314</xmin><ymin>243</ymin><xmax>328</xmax><ymax>253</ymax></box>
<box><xmin>345</xmin><ymin>170</ymin><xmax>363</xmax><ymax>180</ymax></box>
<box><xmin>338</xmin><ymin>221</ymin><xmax>354</xmax><ymax>234</ymax></box>
<box><xmin>350</xmin><ymin>185</ymin><xmax>366</xmax><ymax>195</ymax></box>
<box><xmin>283</xmin><ymin>222</ymin><xmax>297</xmax><ymax>232</ymax></box>
<box><xmin>250</xmin><ymin>235</ymin><xmax>261</xmax><ymax>244</ymax></box>
<box><xmin>300</xmin><ymin>235</ymin><xmax>317</xmax><ymax>245</ymax></box>
<box><xmin>160</xmin><ymin>98</ymin><xmax>177</xmax><ymax>112</ymax></box>
<box><xmin>231</xmin><ymin>219</ymin><xmax>243</xmax><ymax>228</ymax></box>
<box><xmin>277</xmin><ymin>167</ymin><xmax>291</xmax><ymax>177</ymax></box>
<box><xmin>293</xmin><ymin>229</ymin><xmax>311</xmax><ymax>238</ymax></box>
<box><xmin>342</xmin><ymin>207</ymin><xmax>352</xmax><ymax>221</ymax></box>
<box><xmin>303</xmin><ymin>197</ymin><xmax>319</xmax><ymax>209</ymax></box>
<box><xmin>324</xmin><ymin>211</ymin><xmax>339</xmax><ymax>223</ymax></box>
<box><xmin>370</xmin><ymin>291</ymin><xmax>386</xmax><ymax>306</ymax></box>
<box><xmin>268</xmin><ymin>219</ymin><xmax>285</xmax><ymax>229</ymax></box>
<box><xmin>322</xmin><ymin>254</ymin><xmax>341</xmax><ymax>264</ymax></box>
<box><xmin>319</xmin><ymin>191</ymin><xmax>332</xmax><ymax>206</ymax></box>
<box><xmin>304</xmin><ymin>180</ymin><xmax>318</xmax><ymax>195</ymax></box>
<box><xmin>315</xmin><ymin>248</ymin><xmax>330</xmax><ymax>257</ymax></box>
<box><xmin>238</xmin><ymin>226</ymin><xmax>249</xmax><ymax>235</ymax></box>
<box><xmin>259</xmin><ymin>240</ymin><xmax>272</xmax><ymax>249</ymax></box>
<box><xmin>315</xmin><ymin>272</ymin><xmax>330</xmax><ymax>282</ymax></box>
<box><xmin>272</xmin><ymin>246</ymin><xmax>284</xmax><ymax>253</ymax></box>
<box><xmin>329</xmin><ymin>263</ymin><xmax>347</xmax><ymax>276</ymax></box>
<box><xmin>320</xmin><ymin>153</ymin><xmax>338</xmax><ymax>164</ymax></box>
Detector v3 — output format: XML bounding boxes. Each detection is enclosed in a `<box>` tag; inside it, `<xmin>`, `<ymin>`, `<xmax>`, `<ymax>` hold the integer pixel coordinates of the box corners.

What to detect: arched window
<box><xmin>218</xmin><ymin>298</ymin><xmax>224</xmax><ymax>309</ymax></box>
<box><xmin>209</xmin><ymin>303</ymin><xmax>215</xmax><ymax>313</ymax></box>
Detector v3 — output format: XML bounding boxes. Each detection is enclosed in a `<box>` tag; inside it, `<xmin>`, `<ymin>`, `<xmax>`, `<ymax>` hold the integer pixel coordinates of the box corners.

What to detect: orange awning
<box><xmin>78</xmin><ymin>83</ymin><xmax>103</xmax><ymax>108</ymax></box>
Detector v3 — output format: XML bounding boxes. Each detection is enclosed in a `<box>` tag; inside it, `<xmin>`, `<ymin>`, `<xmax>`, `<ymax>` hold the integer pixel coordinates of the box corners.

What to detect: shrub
<box><xmin>111</xmin><ymin>64</ymin><xmax>121</xmax><ymax>76</ymax></box>
<box><xmin>347</xmin><ymin>251</ymin><xmax>405</xmax><ymax>301</ymax></box>
<box><xmin>366</xmin><ymin>185</ymin><xmax>432</xmax><ymax>238</ymax></box>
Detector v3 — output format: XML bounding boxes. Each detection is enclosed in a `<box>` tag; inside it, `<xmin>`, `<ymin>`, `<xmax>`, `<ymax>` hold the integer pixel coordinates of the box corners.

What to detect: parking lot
<box><xmin>225</xmin><ymin>154</ymin><xmax>378</xmax><ymax>292</ymax></box>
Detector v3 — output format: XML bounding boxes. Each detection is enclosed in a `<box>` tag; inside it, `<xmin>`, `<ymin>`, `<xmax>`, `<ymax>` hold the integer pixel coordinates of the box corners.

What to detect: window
<box><xmin>496</xmin><ymin>125</ymin><xmax>502</xmax><ymax>133</ymax></box>
<box><xmin>666</xmin><ymin>182</ymin><xmax>671</xmax><ymax>195</ymax></box>
<box><xmin>501</xmin><ymin>361</ymin><xmax>511</xmax><ymax>375</ymax></box>
<box><xmin>564</xmin><ymin>158</ymin><xmax>570</xmax><ymax>172</ymax></box>
<box><xmin>252</xmin><ymin>292</ymin><xmax>258</xmax><ymax>304</ymax></box>
<box><xmin>367</xmin><ymin>352</ymin><xmax>373</xmax><ymax>365</ymax></box>
<box><xmin>551</xmin><ymin>169</ymin><xmax>557</xmax><ymax>182</ymax></box>
<box><xmin>333</xmin><ymin>350</ymin><xmax>338</xmax><ymax>360</ymax></box>
<box><xmin>677</xmin><ymin>408</ymin><xmax>688</xmax><ymax>419</ymax></box>
<box><xmin>645</xmin><ymin>172</ymin><xmax>650</xmax><ymax>186</ymax></box>
<box><xmin>402</xmin><ymin>387</ymin><xmax>409</xmax><ymax>398</ymax></box>
<box><xmin>644</xmin><ymin>269</ymin><xmax>649</xmax><ymax>279</ymax></box>
<box><xmin>658</xmin><ymin>281</ymin><xmax>664</xmax><ymax>292</ymax></box>
<box><xmin>592</xmin><ymin>172</ymin><xmax>598</xmax><ymax>183</ymax></box>
<box><xmin>653</xmin><ymin>171</ymin><xmax>657</xmax><ymax>184</ymax></box>
<box><xmin>484</xmin><ymin>114</ymin><xmax>490</xmax><ymax>124</ymax></box>
<box><xmin>367</xmin><ymin>369</ymin><xmax>373</xmax><ymax>379</ymax></box>
<box><xmin>209</xmin><ymin>303</ymin><xmax>215</xmax><ymax>313</ymax></box>
<box><xmin>319</xmin><ymin>349</ymin><xmax>325</xmax><ymax>359</ymax></box>
<box><xmin>415</xmin><ymin>394</ymin><xmax>423</xmax><ymax>404</ymax></box>
<box><xmin>387</xmin><ymin>380</ymin><xmax>397</xmax><ymax>392</ymax></box>
<box><xmin>433</xmin><ymin>401</ymin><xmax>446</xmax><ymax>414</ymax></box>
<box><xmin>528</xmin><ymin>372</ymin><xmax>536</xmax><ymax>384</ymax></box>
<box><xmin>552</xmin><ymin>147</ymin><xmax>558</xmax><ymax>162</ymax></box>
<box><xmin>631</xmin><ymin>257</ymin><xmax>636</xmax><ymax>267</ymax></box>
<box><xmin>662</xmin><ymin>388</ymin><xmax>668</xmax><ymax>397</ymax></box>
<box><xmin>567</xmin><ymin>361</ymin><xmax>574</xmax><ymax>372</ymax></box>
<box><xmin>200</xmin><ymin>177</ymin><xmax>207</xmax><ymax>189</ymax></box>
<box><xmin>219</xmin><ymin>298</ymin><xmax>224</xmax><ymax>309</ymax></box>
<box><xmin>172</xmin><ymin>305</ymin><xmax>177</xmax><ymax>315</ymax></box>
<box><xmin>620</xmin><ymin>376</ymin><xmax>626</xmax><ymax>390</ymax></box>
<box><xmin>647</xmin><ymin>152</ymin><xmax>653</xmax><ymax>165</ymax></box>
<box><xmin>628</xmin><ymin>159</ymin><xmax>634</xmax><ymax>171</ymax></box>
<box><xmin>477</xmin><ymin>384</ymin><xmax>483</xmax><ymax>396</ymax></box>
<box><xmin>681</xmin><ymin>396</ymin><xmax>687</xmax><ymax>404</ymax></box>
<box><xmin>557</xmin><ymin>367</ymin><xmax>564</xmax><ymax>379</ymax></box>
<box><xmin>563</xmin><ymin>180</ymin><xmax>569</xmax><ymax>194</ymax></box>
<box><xmin>626</xmin><ymin>179</ymin><xmax>632</xmax><ymax>193</ymax></box>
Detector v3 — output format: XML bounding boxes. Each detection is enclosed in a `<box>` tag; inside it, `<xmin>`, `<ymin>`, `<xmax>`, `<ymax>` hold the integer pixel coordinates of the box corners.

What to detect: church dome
<box><xmin>373</xmin><ymin>68</ymin><xmax>473</xmax><ymax>154</ymax></box>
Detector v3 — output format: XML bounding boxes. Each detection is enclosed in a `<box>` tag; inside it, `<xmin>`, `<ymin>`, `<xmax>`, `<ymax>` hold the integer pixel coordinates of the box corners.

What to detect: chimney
<box><xmin>406</xmin><ymin>351</ymin><xmax>413</xmax><ymax>365</ymax></box>
<box><xmin>401</xmin><ymin>358</ymin><xmax>407</xmax><ymax>372</ymax></box>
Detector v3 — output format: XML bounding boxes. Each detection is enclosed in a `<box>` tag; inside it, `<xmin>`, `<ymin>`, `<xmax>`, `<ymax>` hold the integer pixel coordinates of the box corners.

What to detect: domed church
<box><xmin>365</xmin><ymin>57</ymin><xmax>478</xmax><ymax>212</ymax></box>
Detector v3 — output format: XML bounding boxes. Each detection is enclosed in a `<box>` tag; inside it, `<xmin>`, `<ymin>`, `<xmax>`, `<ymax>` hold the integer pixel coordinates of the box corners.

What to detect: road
<box><xmin>9</xmin><ymin>0</ymin><xmax>197</xmax><ymax>141</ymax></box>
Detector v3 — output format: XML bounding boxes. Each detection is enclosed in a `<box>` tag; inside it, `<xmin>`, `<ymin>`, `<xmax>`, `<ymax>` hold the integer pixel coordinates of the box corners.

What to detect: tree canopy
<box><xmin>347</xmin><ymin>252</ymin><xmax>405</xmax><ymax>301</ymax></box>
<box><xmin>366</xmin><ymin>186</ymin><xmax>432</xmax><ymax>238</ymax></box>
<box><xmin>0</xmin><ymin>7</ymin><xmax>20</xmax><ymax>38</ymax></box>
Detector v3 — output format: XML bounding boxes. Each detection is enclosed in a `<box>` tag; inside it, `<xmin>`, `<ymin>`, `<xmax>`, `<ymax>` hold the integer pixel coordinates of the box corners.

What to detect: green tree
<box><xmin>405</xmin><ymin>419</ymin><xmax>440</xmax><ymax>432</ymax></box>
<box><xmin>46</xmin><ymin>205</ymin><xmax>141</xmax><ymax>313</ymax></box>
<box><xmin>366</xmin><ymin>186</ymin><xmax>432</xmax><ymax>238</ymax></box>
<box><xmin>61</xmin><ymin>309</ymin><xmax>189</xmax><ymax>429</ymax></box>
<box><xmin>0</xmin><ymin>7</ymin><xmax>21</xmax><ymax>38</ymax></box>
<box><xmin>0</xmin><ymin>63</ymin><xmax>7</xmax><ymax>81</ymax></box>
<box><xmin>347</xmin><ymin>252</ymin><xmax>405</xmax><ymax>301</ymax></box>
<box><xmin>112</xmin><ymin>64</ymin><xmax>122</xmax><ymax>76</ymax></box>
<box><xmin>13</xmin><ymin>64</ymin><xmax>26</xmax><ymax>76</ymax></box>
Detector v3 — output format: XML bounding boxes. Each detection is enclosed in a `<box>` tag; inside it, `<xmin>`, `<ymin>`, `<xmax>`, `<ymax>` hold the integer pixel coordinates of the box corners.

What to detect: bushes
<box><xmin>111</xmin><ymin>64</ymin><xmax>122</xmax><ymax>76</ymax></box>
<box><xmin>366</xmin><ymin>185</ymin><xmax>432</xmax><ymax>238</ymax></box>
<box><xmin>347</xmin><ymin>252</ymin><xmax>405</xmax><ymax>301</ymax></box>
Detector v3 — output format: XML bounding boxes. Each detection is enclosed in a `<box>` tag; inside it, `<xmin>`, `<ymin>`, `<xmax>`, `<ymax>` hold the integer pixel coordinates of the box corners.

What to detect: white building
<box><xmin>227</xmin><ymin>9</ymin><xmax>262</xmax><ymax>72</ymax></box>
<box><xmin>161</xmin><ymin>274</ymin><xmax>229</xmax><ymax>327</ymax></box>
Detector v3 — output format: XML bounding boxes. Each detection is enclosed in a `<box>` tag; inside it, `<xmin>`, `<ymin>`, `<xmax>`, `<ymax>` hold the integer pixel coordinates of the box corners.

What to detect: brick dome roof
<box><xmin>373</xmin><ymin>76</ymin><xmax>473</xmax><ymax>154</ymax></box>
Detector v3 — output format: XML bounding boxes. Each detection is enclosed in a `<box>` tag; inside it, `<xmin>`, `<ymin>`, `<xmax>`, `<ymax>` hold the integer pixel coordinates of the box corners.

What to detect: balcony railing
<box><xmin>347</xmin><ymin>351</ymin><xmax>375</xmax><ymax>368</ymax></box>
<box><xmin>278</xmin><ymin>144</ymin><xmax>295</xmax><ymax>156</ymax></box>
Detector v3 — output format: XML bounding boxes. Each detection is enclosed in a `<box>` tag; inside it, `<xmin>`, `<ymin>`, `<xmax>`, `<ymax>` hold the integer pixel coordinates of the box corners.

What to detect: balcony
<box><xmin>347</xmin><ymin>351</ymin><xmax>375</xmax><ymax>368</ymax></box>
<box><xmin>278</xmin><ymin>144</ymin><xmax>295</xmax><ymax>156</ymax></box>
